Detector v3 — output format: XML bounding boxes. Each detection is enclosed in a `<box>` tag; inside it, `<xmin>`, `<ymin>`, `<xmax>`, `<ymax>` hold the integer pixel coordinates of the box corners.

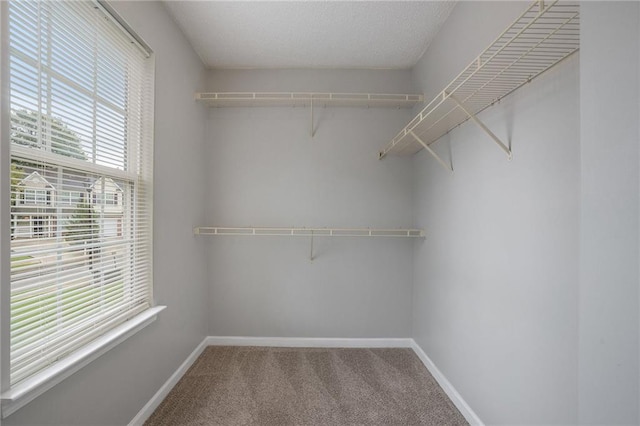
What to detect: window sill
<box><xmin>1</xmin><ymin>305</ymin><xmax>167</xmax><ymax>418</ymax></box>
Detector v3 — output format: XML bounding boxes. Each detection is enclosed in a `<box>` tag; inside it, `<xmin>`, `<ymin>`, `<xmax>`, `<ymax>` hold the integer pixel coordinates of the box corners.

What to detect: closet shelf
<box><xmin>195</xmin><ymin>92</ymin><xmax>423</xmax><ymax>108</ymax></box>
<box><xmin>194</xmin><ymin>227</ymin><xmax>424</xmax><ymax>238</ymax></box>
<box><xmin>378</xmin><ymin>0</ymin><xmax>580</xmax><ymax>166</ymax></box>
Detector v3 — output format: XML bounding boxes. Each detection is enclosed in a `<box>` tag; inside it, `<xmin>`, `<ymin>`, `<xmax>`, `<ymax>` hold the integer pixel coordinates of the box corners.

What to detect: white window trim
<box><xmin>0</xmin><ymin>305</ymin><xmax>166</xmax><ymax>418</ymax></box>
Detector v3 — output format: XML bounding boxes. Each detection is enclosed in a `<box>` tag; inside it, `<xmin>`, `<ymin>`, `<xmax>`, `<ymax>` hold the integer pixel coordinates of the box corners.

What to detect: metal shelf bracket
<box><xmin>408</xmin><ymin>130</ymin><xmax>453</xmax><ymax>173</ymax></box>
<box><xmin>310</xmin><ymin>99</ymin><xmax>314</xmax><ymax>137</ymax></box>
<box><xmin>447</xmin><ymin>93</ymin><xmax>512</xmax><ymax>160</ymax></box>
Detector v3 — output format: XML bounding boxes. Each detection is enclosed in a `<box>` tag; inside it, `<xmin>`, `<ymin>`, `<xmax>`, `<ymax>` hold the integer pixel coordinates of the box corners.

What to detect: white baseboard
<box><xmin>410</xmin><ymin>340</ymin><xmax>484</xmax><ymax>426</ymax></box>
<box><xmin>129</xmin><ymin>336</ymin><xmax>481</xmax><ymax>426</ymax></box>
<box><xmin>205</xmin><ymin>336</ymin><xmax>413</xmax><ymax>348</ymax></box>
<box><xmin>128</xmin><ymin>338</ymin><xmax>208</xmax><ymax>426</ymax></box>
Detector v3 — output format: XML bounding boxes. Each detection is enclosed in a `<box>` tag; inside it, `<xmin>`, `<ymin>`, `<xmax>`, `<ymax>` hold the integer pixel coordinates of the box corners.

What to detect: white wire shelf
<box><xmin>194</xmin><ymin>227</ymin><xmax>425</xmax><ymax>238</ymax></box>
<box><xmin>378</xmin><ymin>0</ymin><xmax>580</xmax><ymax>165</ymax></box>
<box><xmin>195</xmin><ymin>92</ymin><xmax>424</xmax><ymax>108</ymax></box>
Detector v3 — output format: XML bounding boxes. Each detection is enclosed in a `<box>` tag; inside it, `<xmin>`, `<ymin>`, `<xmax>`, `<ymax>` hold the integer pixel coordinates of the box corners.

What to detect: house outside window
<box><xmin>17</xmin><ymin>171</ymin><xmax>56</xmax><ymax>206</ymax></box>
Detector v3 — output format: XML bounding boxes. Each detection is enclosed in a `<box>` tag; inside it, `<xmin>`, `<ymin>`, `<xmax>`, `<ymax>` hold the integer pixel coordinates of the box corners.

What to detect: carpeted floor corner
<box><xmin>144</xmin><ymin>346</ymin><xmax>468</xmax><ymax>425</ymax></box>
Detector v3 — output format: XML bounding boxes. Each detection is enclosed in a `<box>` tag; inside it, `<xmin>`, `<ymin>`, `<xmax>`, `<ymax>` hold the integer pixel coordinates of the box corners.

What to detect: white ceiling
<box><xmin>163</xmin><ymin>1</ymin><xmax>456</xmax><ymax>70</ymax></box>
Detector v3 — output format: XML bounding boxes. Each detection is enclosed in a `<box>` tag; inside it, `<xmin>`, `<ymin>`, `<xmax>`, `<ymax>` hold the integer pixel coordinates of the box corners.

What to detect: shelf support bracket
<box><xmin>447</xmin><ymin>93</ymin><xmax>512</xmax><ymax>160</ymax></box>
<box><xmin>310</xmin><ymin>99</ymin><xmax>314</xmax><ymax>137</ymax></box>
<box><xmin>408</xmin><ymin>130</ymin><xmax>453</xmax><ymax>173</ymax></box>
<box><xmin>310</xmin><ymin>231</ymin><xmax>314</xmax><ymax>261</ymax></box>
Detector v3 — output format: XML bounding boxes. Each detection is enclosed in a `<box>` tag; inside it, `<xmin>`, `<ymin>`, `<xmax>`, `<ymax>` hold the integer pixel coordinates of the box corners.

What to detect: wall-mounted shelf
<box><xmin>195</xmin><ymin>92</ymin><xmax>423</xmax><ymax>108</ymax></box>
<box><xmin>194</xmin><ymin>227</ymin><xmax>424</xmax><ymax>238</ymax></box>
<box><xmin>196</xmin><ymin>92</ymin><xmax>424</xmax><ymax>137</ymax></box>
<box><xmin>378</xmin><ymin>0</ymin><xmax>580</xmax><ymax>170</ymax></box>
<box><xmin>194</xmin><ymin>226</ymin><xmax>424</xmax><ymax>260</ymax></box>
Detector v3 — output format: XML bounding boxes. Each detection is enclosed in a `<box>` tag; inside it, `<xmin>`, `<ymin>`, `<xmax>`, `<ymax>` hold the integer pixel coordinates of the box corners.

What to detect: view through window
<box><xmin>7</xmin><ymin>0</ymin><xmax>154</xmax><ymax>387</ymax></box>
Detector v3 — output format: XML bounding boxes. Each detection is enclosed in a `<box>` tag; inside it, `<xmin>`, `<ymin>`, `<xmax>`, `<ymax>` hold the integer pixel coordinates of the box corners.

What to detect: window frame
<box><xmin>0</xmin><ymin>1</ymin><xmax>163</xmax><ymax>418</ymax></box>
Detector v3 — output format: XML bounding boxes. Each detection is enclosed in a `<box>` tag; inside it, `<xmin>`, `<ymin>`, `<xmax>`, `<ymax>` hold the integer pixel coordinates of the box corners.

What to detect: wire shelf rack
<box><xmin>194</xmin><ymin>227</ymin><xmax>425</xmax><ymax>238</ymax></box>
<box><xmin>378</xmin><ymin>0</ymin><xmax>580</xmax><ymax>163</ymax></box>
<box><xmin>196</xmin><ymin>92</ymin><xmax>423</xmax><ymax>108</ymax></box>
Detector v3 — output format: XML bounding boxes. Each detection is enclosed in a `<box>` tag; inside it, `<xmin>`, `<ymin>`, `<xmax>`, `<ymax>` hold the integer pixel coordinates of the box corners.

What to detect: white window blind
<box><xmin>8</xmin><ymin>0</ymin><xmax>153</xmax><ymax>386</ymax></box>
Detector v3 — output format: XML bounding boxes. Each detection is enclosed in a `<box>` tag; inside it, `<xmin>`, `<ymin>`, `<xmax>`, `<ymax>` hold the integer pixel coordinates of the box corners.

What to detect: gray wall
<box><xmin>204</xmin><ymin>69</ymin><xmax>416</xmax><ymax>338</ymax></box>
<box><xmin>5</xmin><ymin>2</ymin><xmax>208</xmax><ymax>425</ymax></box>
<box><xmin>412</xmin><ymin>1</ymin><xmax>640</xmax><ymax>424</ymax></box>
<box><xmin>411</xmin><ymin>2</ymin><xmax>580</xmax><ymax>424</ymax></box>
<box><xmin>579</xmin><ymin>3</ymin><xmax>640</xmax><ymax>424</ymax></box>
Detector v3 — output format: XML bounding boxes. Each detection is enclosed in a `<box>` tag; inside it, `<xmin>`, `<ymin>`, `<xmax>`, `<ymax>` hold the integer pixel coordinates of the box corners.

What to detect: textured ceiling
<box><xmin>163</xmin><ymin>1</ymin><xmax>456</xmax><ymax>69</ymax></box>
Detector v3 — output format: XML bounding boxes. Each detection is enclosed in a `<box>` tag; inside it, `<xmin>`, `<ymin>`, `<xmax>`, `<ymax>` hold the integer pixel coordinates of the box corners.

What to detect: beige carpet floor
<box><xmin>145</xmin><ymin>346</ymin><xmax>468</xmax><ymax>426</ymax></box>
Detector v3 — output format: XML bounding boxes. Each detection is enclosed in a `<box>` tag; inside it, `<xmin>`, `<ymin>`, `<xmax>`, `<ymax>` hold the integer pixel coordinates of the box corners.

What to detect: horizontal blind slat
<box><xmin>11</xmin><ymin>304</ymin><xmax>149</xmax><ymax>383</ymax></box>
<box><xmin>11</xmin><ymin>287</ymin><xmax>149</xmax><ymax>351</ymax></box>
<box><xmin>11</xmin><ymin>285</ymin><xmax>143</xmax><ymax>346</ymax></box>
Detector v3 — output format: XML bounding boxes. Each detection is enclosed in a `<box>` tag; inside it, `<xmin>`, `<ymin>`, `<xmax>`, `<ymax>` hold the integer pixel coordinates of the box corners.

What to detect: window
<box><xmin>58</xmin><ymin>190</ymin><xmax>83</xmax><ymax>206</ymax></box>
<box><xmin>106</xmin><ymin>192</ymin><xmax>118</xmax><ymax>205</ymax></box>
<box><xmin>21</xmin><ymin>188</ymin><xmax>50</xmax><ymax>205</ymax></box>
<box><xmin>5</xmin><ymin>0</ymin><xmax>154</xmax><ymax>397</ymax></box>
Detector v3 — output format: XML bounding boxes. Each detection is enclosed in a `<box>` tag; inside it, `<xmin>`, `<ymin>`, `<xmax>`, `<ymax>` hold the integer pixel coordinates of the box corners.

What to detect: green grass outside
<box><xmin>11</xmin><ymin>255</ymin><xmax>32</xmax><ymax>262</ymax></box>
<box><xmin>10</xmin><ymin>250</ymin><xmax>126</xmax><ymax>341</ymax></box>
<box><xmin>11</xmin><ymin>280</ymin><xmax>125</xmax><ymax>342</ymax></box>
<box><xmin>10</xmin><ymin>255</ymin><xmax>39</xmax><ymax>269</ymax></box>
